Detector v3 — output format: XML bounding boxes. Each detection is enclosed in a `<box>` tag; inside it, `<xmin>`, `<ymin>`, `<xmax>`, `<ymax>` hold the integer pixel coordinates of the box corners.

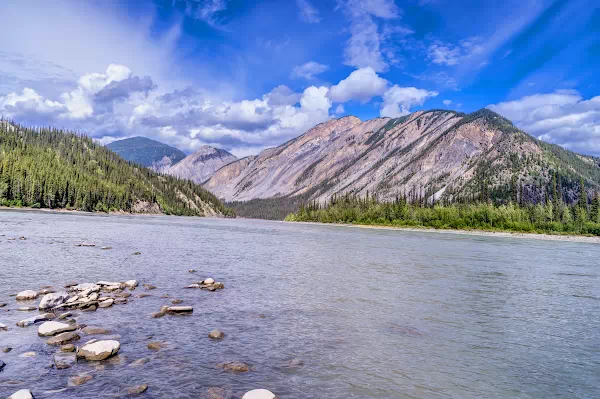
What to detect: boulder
<box><xmin>46</xmin><ymin>331</ymin><xmax>80</xmax><ymax>345</ymax></box>
<box><xmin>57</xmin><ymin>312</ymin><xmax>74</xmax><ymax>320</ymax></box>
<box><xmin>39</xmin><ymin>292</ymin><xmax>70</xmax><ymax>310</ymax></box>
<box><xmin>116</xmin><ymin>292</ymin><xmax>131</xmax><ymax>298</ymax></box>
<box><xmin>98</xmin><ymin>299</ymin><xmax>114</xmax><ymax>308</ymax></box>
<box><xmin>208</xmin><ymin>329</ymin><xmax>225</xmax><ymax>340</ymax></box>
<box><xmin>16</xmin><ymin>290</ymin><xmax>39</xmax><ymax>301</ymax></box>
<box><xmin>54</xmin><ymin>352</ymin><xmax>77</xmax><ymax>369</ymax></box>
<box><xmin>242</xmin><ymin>390</ymin><xmax>277</xmax><ymax>399</ymax></box>
<box><xmin>171</xmin><ymin>299</ymin><xmax>183</xmax><ymax>305</ymax></box>
<box><xmin>203</xmin><ymin>278</ymin><xmax>215</xmax><ymax>285</ymax></box>
<box><xmin>0</xmin><ymin>322</ymin><xmax>8</xmax><ymax>331</ymax></box>
<box><xmin>124</xmin><ymin>280</ymin><xmax>138</xmax><ymax>289</ymax></box>
<box><xmin>72</xmin><ymin>283</ymin><xmax>100</xmax><ymax>292</ymax></box>
<box><xmin>205</xmin><ymin>387</ymin><xmax>232</xmax><ymax>399</ymax></box>
<box><xmin>60</xmin><ymin>344</ymin><xmax>76</xmax><ymax>352</ymax></box>
<box><xmin>126</xmin><ymin>384</ymin><xmax>148</xmax><ymax>395</ymax></box>
<box><xmin>77</xmin><ymin>340</ymin><xmax>120</xmax><ymax>361</ymax></box>
<box><xmin>68</xmin><ymin>374</ymin><xmax>93</xmax><ymax>386</ymax></box>
<box><xmin>167</xmin><ymin>306</ymin><xmax>193</xmax><ymax>314</ymax></box>
<box><xmin>143</xmin><ymin>284</ymin><xmax>156</xmax><ymax>290</ymax></box>
<box><xmin>82</xmin><ymin>326</ymin><xmax>110</xmax><ymax>335</ymax></box>
<box><xmin>17</xmin><ymin>313</ymin><xmax>54</xmax><ymax>328</ymax></box>
<box><xmin>38</xmin><ymin>321</ymin><xmax>76</xmax><ymax>337</ymax></box>
<box><xmin>7</xmin><ymin>389</ymin><xmax>34</xmax><ymax>399</ymax></box>
<box><xmin>217</xmin><ymin>361</ymin><xmax>250</xmax><ymax>372</ymax></box>
<box><xmin>147</xmin><ymin>341</ymin><xmax>167</xmax><ymax>350</ymax></box>
<box><xmin>2</xmin><ymin>347</ymin><xmax>12</xmax><ymax>353</ymax></box>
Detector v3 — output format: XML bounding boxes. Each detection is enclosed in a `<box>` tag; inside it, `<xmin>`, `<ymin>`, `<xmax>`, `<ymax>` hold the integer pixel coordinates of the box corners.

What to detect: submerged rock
<box><xmin>17</xmin><ymin>313</ymin><xmax>54</xmax><ymax>327</ymax></box>
<box><xmin>38</xmin><ymin>321</ymin><xmax>75</xmax><ymax>336</ymax></box>
<box><xmin>39</xmin><ymin>292</ymin><xmax>70</xmax><ymax>310</ymax></box>
<box><xmin>147</xmin><ymin>341</ymin><xmax>167</xmax><ymax>351</ymax></box>
<box><xmin>68</xmin><ymin>374</ymin><xmax>93</xmax><ymax>386</ymax></box>
<box><xmin>151</xmin><ymin>306</ymin><xmax>169</xmax><ymax>318</ymax></box>
<box><xmin>82</xmin><ymin>326</ymin><xmax>110</xmax><ymax>335</ymax></box>
<box><xmin>189</xmin><ymin>269</ymin><xmax>197</xmax><ymax>273</ymax></box>
<box><xmin>217</xmin><ymin>361</ymin><xmax>250</xmax><ymax>372</ymax></box>
<box><xmin>98</xmin><ymin>299</ymin><xmax>114</xmax><ymax>308</ymax></box>
<box><xmin>54</xmin><ymin>352</ymin><xmax>77</xmax><ymax>369</ymax></box>
<box><xmin>19</xmin><ymin>352</ymin><xmax>36</xmax><ymax>358</ymax></box>
<box><xmin>242</xmin><ymin>389</ymin><xmax>277</xmax><ymax>399</ymax></box>
<box><xmin>129</xmin><ymin>357</ymin><xmax>150</xmax><ymax>367</ymax></box>
<box><xmin>143</xmin><ymin>284</ymin><xmax>156</xmax><ymax>290</ymax></box>
<box><xmin>126</xmin><ymin>384</ymin><xmax>148</xmax><ymax>395</ymax></box>
<box><xmin>2</xmin><ymin>347</ymin><xmax>12</xmax><ymax>353</ymax></box>
<box><xmin>46</xmin><ymin>331</ymin><xmax>80</xmax><ymax>345</ymax></box>
<box><xmin>60</xmin><ymin>344</ymin><xmax>76</xmax><ymax>352</ymax></box>
<box><xmin>0</xmin><ymin>322</ymin><xmax>8</xmax><ymax>331</ymax></box>
<box><xmin>205</xmin><ymin>387</ymin><xmax>232</xmax><ymax>399</ymax></box>
<box><xmin>171</xmin><ymin>299</ymin><xmax>183</xmax><ymax>305</ymax></box>
<box><xmin>77</xmin><ymin>340</ymin><xmax>121</xmax><ymax>361</ymax></box>
<box><xmin>208</xmin><ymin>329</ymin><xmax>225</xmax><ymax>340</ymax></box>
<box><xmin>0</xmin><ymin>302</ymin><xmax>7</xmax><ymax>307</ymax></box>
<box><xmin>7</xmin><ymin>389</ymin><xmax>34</xmax><ymax>399</ymax></box>
<box><xmin>16</xmin><ymin>290</ymin><xmax>39</xmax><ymax>301</ymax></box>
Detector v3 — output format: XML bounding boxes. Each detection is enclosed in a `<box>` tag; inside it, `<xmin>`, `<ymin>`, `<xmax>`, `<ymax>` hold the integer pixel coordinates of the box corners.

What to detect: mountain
<box><xmin>205</xmin><ymin>109</ymin><xmax>600</xmax><ymax>217</ymax></box>
<box><xmin>0</xmin><ymin>122</ymin><xmax>233</xmax><ymax>217</ymax></box>
<box><xmin>106</xmin><ymin>136</ymin><xmax>186</xmax><ymax>173</ymax></box>
<box><xmin>166</xmin><ymin>145</ymin><xmax>238</xmax><ymax>184</ymax></box>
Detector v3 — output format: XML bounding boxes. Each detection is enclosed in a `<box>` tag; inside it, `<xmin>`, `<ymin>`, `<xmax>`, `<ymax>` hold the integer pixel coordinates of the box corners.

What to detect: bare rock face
<box><xmin>166</xmin><ymin>145</ymin><xmax>237</xmax><ymax>184</ymax></box>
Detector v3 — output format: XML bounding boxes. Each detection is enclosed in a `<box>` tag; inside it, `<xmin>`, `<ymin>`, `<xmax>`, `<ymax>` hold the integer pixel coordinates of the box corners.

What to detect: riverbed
<box><xmin>1</xmin><ymin>210</ymin><xmax>599</xmax><ymax>398</ymax></box>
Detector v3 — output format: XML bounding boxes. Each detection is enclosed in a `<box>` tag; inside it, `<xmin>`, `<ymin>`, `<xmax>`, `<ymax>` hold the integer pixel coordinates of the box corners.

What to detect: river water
<box><xmin>0</xmin><ymin>210</ymin><xmax>598</xmax><ymax>399</ymax></box>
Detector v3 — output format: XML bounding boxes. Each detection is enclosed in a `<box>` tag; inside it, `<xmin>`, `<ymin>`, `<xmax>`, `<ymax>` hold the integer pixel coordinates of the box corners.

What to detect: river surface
<box><xmin>0</xmin><ymin>210</ymin><xmax>599</xmax><ymax>399</ymax></box>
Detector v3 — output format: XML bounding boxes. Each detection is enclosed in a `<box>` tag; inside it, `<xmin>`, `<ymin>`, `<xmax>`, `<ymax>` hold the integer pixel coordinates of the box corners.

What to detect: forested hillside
<box><xmin>0</xmin><ymin>121</ymin><xmax>233</xmax><ymax>216</ymax></box>
<box><xmin>106</xmin><ymin>136</ymin><xmax>186</xmax><ymax>173</ymax></box>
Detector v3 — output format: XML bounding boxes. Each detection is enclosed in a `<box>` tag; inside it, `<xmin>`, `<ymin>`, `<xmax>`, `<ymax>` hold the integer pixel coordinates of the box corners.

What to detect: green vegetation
<box><xmin>0</xmin><ymin>121</ymin><xmax>234</xmax><ymax>216</ymax></box>
<box><xmin>106</xmin><ymin>136</ymin><xmax>186</xmax><ymax>168</ymax></box>
<box><xmin>286</xmin><ymin>192</ymin><xmax>600</xmax><ymax>236</ymax></box>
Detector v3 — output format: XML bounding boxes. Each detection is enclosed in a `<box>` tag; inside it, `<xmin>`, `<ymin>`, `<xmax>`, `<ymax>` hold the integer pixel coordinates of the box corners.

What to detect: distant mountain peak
<box><xmin>165</xmin><ymin>145</ymin><xmax>237</xmax><ymax>184</ymax></box>
<box><xmin>106</xmin><ymin>136</ymin><xmax>186</xmax><ymax>173</ymax></box>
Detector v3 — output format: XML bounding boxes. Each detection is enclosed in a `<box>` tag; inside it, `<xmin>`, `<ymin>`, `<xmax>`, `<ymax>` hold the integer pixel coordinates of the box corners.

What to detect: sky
<box><xmin>0</xmin><ymin>0</ymin><xmax>598</xmax><ymax>157</ymax></box>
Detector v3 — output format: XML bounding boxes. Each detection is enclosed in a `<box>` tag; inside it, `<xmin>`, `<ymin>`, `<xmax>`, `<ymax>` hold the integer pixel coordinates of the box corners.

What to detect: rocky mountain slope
<box><xmin>0</xmin><ymin>122</ymin><xmax>232</xmax><ymax>216</ymax></box>
<box><xmin>106</xmin><ymin>136</ymin><xmax>186</xmax><ymax>173</ymax></box>
<box><xmin>205</xmin><ymin>109</ymin><xmax>600</xmax><ymax>207</ymax></box>
<box><xmin>166</xmin><ymin>146</ymin><xmax>237</xmax><ymax>184</ymax></box>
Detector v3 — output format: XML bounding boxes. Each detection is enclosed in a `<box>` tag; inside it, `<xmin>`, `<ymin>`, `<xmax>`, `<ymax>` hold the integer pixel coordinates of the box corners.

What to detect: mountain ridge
<box><xmin>106</xmin><ymin>136</ymin><xmax>186</xmax><ymax>173</ymax></box>
<box><xmin>166</xmin><ymin>145</ymin><xmax>238</xmax><ymax>184</ymax></box>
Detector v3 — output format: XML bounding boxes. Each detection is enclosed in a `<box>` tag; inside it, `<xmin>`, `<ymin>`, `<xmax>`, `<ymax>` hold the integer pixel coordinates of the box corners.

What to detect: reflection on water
<box><xmin>0</xmin><ymin>210</ymin><xmax>599</xmax><ymax>398</ymax></box>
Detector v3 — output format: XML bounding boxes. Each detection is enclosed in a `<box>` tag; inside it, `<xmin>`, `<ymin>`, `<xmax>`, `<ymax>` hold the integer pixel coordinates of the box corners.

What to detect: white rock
<box><xmin>39</xmin><ymin>292</ymin><xmax>70</xmax><ymax>310</ymax></box>
<box><xmin>98</xmin><ymin>299</ymin><xmax>114</xmax><ymax>308</ymax></box>
<box><xmin>7</xmin><ymin>389</ymin><xmax>34</xmax><ymax>399</ymax></box>
<box><xmin>124</xmin><ymin>280</ymin><xmax>138</xmax><ymax>289</ymax></box>
<box><xmin>0</xmin><ymin>322</ymin><xmax>8</xmax><ymax>331</ymax></box>
<box><xmin>242</xmin><ymin>389</ymin><xmax>277</xmax><ymax>399</ymax></box>
<box><xmin>38</xmin><ymin>321</ymin><xmax>76</xmax><ymax>337</ymax></box>
<box><xmin>77</xmin><ymin>340</ymin><xmax>120</xmax><ymax>361</ymax></box>
<box><xmin>16</xmin><ymin>313</ymin><xmax>54</xmax><ymax>327</ymax></box>
<box><xmin>203</xmin><ymin>278</ymin><xmax>215</xmax><ymax>285</ymax></box>
<box><xmin>73</xmin><ymin>283</ymin><xmax>100</xmax><ymax>292</ymax></box>
<box><xmin>16</xmin><ymin>290</ymin><xmax>39</xmax><ymax>301</ymax></box>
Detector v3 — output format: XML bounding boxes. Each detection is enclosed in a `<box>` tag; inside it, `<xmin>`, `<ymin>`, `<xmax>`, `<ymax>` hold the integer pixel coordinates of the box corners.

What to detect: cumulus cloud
<box><xmin>291</xmin><ymin>62</ymin><xmax>329</xmax><ymax>80</ymax></box>
<box><xmin>443</xmin><ymin>99</ymin><xmax>452</xmax><ymax>106</ymax></box>
<box><xmin>328</xmin><ymin>67</ymin><xmax>389</xmax><ymax>103</ymax></box>
<box><xmin>380</xmin><ymin>86</ymin><xmax>438</xmax><ymax>117</ymax></box>
<box><xmin>338</xmin><ymin>0</ymin><xmax>401</xmax><ymax>72</ymax></box>
<box><xmin>488</xmin><ymin>90</ymin><xmax>600</xmax><ymax>155</ymax></box>
<box><xmin>297</xmin><ymin>0</ymin><xmax>321</xmax><ymax>23</ymax></box>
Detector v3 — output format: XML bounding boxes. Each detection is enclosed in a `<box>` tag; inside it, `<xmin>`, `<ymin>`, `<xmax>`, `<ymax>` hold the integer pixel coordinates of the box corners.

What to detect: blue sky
<box><xmin>0</xmin><ymin>0</ymin><xmax>598</xmax><ymax>157</ymax></box>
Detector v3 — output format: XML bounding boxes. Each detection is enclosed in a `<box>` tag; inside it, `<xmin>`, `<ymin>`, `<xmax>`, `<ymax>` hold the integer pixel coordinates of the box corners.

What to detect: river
<box><xmin>0</xmin><ymin>210</ymin><xmax>599</xmax><ymax>398</ymax></box>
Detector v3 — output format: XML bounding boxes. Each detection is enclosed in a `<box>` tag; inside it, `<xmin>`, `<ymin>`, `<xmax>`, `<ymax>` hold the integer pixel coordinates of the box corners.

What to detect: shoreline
<box><xmin>286</xmin><ymin>220</ymin><xmax>600</xmax><ymax>244</ymax></box>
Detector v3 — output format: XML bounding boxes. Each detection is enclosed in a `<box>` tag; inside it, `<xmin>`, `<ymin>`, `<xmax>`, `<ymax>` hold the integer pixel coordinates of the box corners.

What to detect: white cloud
<box><xmin>335</xmin><ymin>104</ymin><xmax>345</xmax><ymax>115</ymax></box>
<box><xmin>291</xmin><ymin>62</ymin><xmax>329</xmax><ymax>80</ymax></box>
<box><xmin>443</xmin><ymin>99</ymin><xmax>452</xmax><ymax>106</ymax></box>
<box><xmin>338</xmin><ymin>0</ymin><xmax>401</xmax><ymax>72</ymax></box>
<box><xmin>427</xmin><ymin>37</ymin><xmax>483</xmax><ymax>66</ymax></box>
<box><xmin>488</xmin><ymin>90</ymin><xmax>600</xmax><ymax>155</ymax></box>
<box><xmin>297</xmin><ymin>0</ymin><xmax>321</xmax><ymax>23</ymax></box>
<box><xmin>380</xmin><ymin>86</ymin><xmax>438</xmax><ymax>117</ymax></box>
<box><xmin>328</xmin><ymin>67</ymin><xmax>389</xmax><ymax>103</ymax></box>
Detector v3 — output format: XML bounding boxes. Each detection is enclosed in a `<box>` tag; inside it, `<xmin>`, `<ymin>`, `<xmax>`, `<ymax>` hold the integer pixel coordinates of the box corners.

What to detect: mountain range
<box><xmin>166</xmin><ymin>146</ymin><xmax>238</xmax><ymax>184</ymax></box>
<box><xmin>205</xmin><ymin>109</ymin><xmax>600</xmax><ymax>213</ymax></box>
<box><xmin>106</xmin><ymin>136</ymin><xmax>186</xmax><ymax>173</ymax></box>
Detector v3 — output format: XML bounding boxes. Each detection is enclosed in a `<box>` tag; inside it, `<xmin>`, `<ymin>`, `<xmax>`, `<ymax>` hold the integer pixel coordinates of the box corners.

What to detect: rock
<box><xmin>129</xmin><ymin>357</ymin><xmax>150</xmax><ymax>367</ymax></box>
<box><xmin>160</xmin><ymin>294</ymin><xmax>169</xmax><ymax>298</ymax></box>
<box><xmin>143</xmin><ymin>284</ymin><xmax>156</xmax><ymax>290</ymax></box>
<box><xmin>98</xmin><ymin>299</ymin><xmax>114</xmax><ymax>308</ymax></box>
<box><xmin>39</xmin><ymin>292</ymin><xmax>70</xmax><ymax>310</ymax></box>
<box><xmin>80</xmin><ymin>303</ymin><xmax>98</xmax><ymax>312</ymax></box>
<box><xmin>60</xmin><ymin>344</ymin><xmax>76</xmax><ymax>352</ymax></box>
<box><xmin>124</xmin><ymin>280</ymin><xmax>138</xmax><ymax>289</ymax></box>
<box><xmin>38</xmin><ymin>321</ymin><xmax>76</xmax><ymax>337</ymax></box>
<box><xmin>151</xmin><ymin>306</ymin><xmax>169</xmax><ymax>318</ymax></box>
<box><xmin>82</xmin><ymin>326</ymin><xmax>110</xmax><ymax>335</ymax></box>
<box><xmin>38</xmin><ymin>288</ymin><xmax>55</xmax><ymax>295</ymax></box>
<box><xmin>16</xmin><ymin>306</ymin><xmax>37</xmax><ymax>311</ymax></box>
<box><xmin>217</xmin><ymin>361</ymin><xmax>250</xmax><ymax>372</ymax></box>
<box><xmin>68</xmin><ymin>374</ymin><xmax>93</xmax><ymax>386</ymax></box>
<box><xmin>54</xmin><ymin>352</ymin><xmax>77</xmax><ymax>369</ymax></box>
<box><xmin>203</xmin><ymin>278</ymin><xmax>215</xmax><ymax>285</ymax></box>
<box><xmin>64</xmin><ymin>281</ymin><xmax>78</xmax><ymax>288</ymax></box>
<box><xmin>186</xmin><ymin>284</ymin><xmax>201</xmax><ymax>289</ymax></box>
<box><xmin>16</xmin><ymin>313</ymin><xmax>54</xmax><ymax>327</ymax></box>
<box><xmin>57</xmin><ymin>312</ymin><xmax>74</xmax><ymax>320</ymax></box>
<box><xmin>72</xmin><ymin>283</ymin><xmax>101</xmax><ymax>292</ymax></box>
<box><xmin>205</xmin><ymin>387</ymin><xmax>232</xmax><ymax>399</ymax></box>
<box><xmin>126</xmin><ymin>384</ymin><xmax>148</xmax><ymax>395</ymax></box>
<box><xmin>0</xmin><ymin>302</ymin><xmax>7</xmax><ymax>307</ymax></box>
<box><xmin>171</xmin><ymin>299</ymin><xmax>183</xmax><ymax>305</ymax></box>
<box><xmin>189</xmin><ymin>269</ymin><xmax>196</xmax><ymax>273</ymax></box>
<box><xmin>0</xmin><ymin>322</ymin><xmax>8</xmax><ymax>331</ymax></box>
<box><xmin>46</xmin><ymin>331</ymin><xmax>80</xmax><ymax>345</ymax></box>
<box><xmin>136</xmin><ymin>294</ymin><xmax>151</xmax><ymax>298</ymax></box>
<box><xmin>19</xmin><ymin>236</ymin><xmax>26</xmax><ymax>240</ymax></box>
<box><xmin>19</xmin><ymin>352</ymin><xmax>36</xmax><ymax>358</ymax></box>
<box><xmin>2</xmin><ymin>347</ymin><xmax>12</xmax><ymax>353</ymax></box>
<box><xmin>77</xmin><ymin>340</ymin><xmax>120</xmax><ymax>361</ymax></box>
<box><xmin>147</xmin><ymin>341</ymin><xmax>167</xmax><ymax>350</ymax></box>
<box><xmin>16</xmin><ymin>290</ymin><xmax>39</xmax><ymax>301</ymax></box>
<box><xmin>7</xmin><ymin>389</ymin><xmax>34</xmax><ymax>399</ymax></box>
<box><xmin>283</xmin><ymin>358</ymin><xmax>304</xmax><ymax>369</ymax></box>
<box><xmin>114</xmin><ymin>297</ymin><xmax>127</xmax><ymax>305</ymax></box>
<box><xmin>100</xmin><ymin>246</ymin><xmax>112</xmax><ymax>250</ymax></box>
<box><xmin>76</xmin><ymin>242</ymin><xmax>96</xmax><ymax>247</ymax></box>
<box><xmin>208</xmin><ymin>329</ymin><xmax>225</xmax><ymax>340</ymax></box>
<box><xmin>132</xmin><ymin>251</ymin><xmax>141</xmax><ymax>255</ymax></box>
<box><xmin>167</xmin><ymin>306</ymin><xmax>193</xmax><ymax>314</ymax></box>
<box><xmin>0</xmin><ymin>360</ymin><xmax>5</xmax><ymax>372</ymax></box>
<box><xmin>242</xmin><ymin>389</ymin><xmax>277</xmax><ymax>399</ymax></box>
<box><xmin>116</xmin><ymin>292</ymin><xmax>131</xmax><ymax>298</ymax></box>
